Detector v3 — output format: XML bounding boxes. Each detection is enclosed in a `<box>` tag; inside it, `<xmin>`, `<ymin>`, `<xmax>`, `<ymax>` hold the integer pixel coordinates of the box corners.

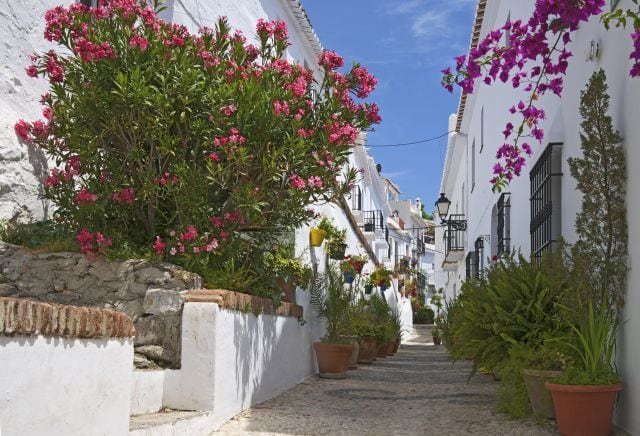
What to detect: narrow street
<box><xmin>218</xmin><ymin>326</ymin><xmax>556</xmax><ymax>435</ymax></box>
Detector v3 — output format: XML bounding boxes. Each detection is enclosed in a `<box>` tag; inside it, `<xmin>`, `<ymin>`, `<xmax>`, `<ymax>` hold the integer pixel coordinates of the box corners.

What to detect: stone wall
<box><xmin>0</xmin><ymin>241</ymin><xmax>201</xmax><ymax>368</ymax></box>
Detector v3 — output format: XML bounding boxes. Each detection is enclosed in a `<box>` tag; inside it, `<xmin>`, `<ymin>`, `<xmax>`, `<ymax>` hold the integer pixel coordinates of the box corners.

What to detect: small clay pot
<box><xmin>357</xmin><ymin>337</ymin><xmax>377</xmax><ymax>364</ymax></box>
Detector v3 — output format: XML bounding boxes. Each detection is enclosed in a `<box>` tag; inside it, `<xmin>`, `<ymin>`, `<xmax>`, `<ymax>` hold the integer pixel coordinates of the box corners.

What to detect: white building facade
<box><xmin>435</xmin><ymin>1</ymin><xmax>640</xmax><ymax>433</ymax></box>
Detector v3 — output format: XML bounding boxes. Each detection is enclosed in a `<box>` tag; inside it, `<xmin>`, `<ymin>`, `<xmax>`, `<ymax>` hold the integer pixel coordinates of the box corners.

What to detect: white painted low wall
<box><xmin>131</xmin><ymin>370</ymin><xmax>165</xmax><ymax>416</ymax></box>
<box><xmin>163</xmin><ymin>302</ymin><xmax>314</xmax><ymax>430</ymax></box>
<box><xmin>0</xmin><ymin>335</ymin><xmax>134</xmax><ymax>436</ymax></box>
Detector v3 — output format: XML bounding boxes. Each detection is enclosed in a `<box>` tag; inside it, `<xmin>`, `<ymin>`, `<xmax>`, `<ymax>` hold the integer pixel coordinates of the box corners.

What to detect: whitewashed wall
<box><xmin>162</xmin><ymin>302</ymin><xmax>314</xmax><ymax>431</ymax></box>
<box><xmin>0</xmin><ymin>335</ymin><xmax>133</xmax><ymax>436</ymax></box>
<box><xmin>438</xmin><ymin>0</ymin><xmax>640</xmax><ymax>433</ymax></box>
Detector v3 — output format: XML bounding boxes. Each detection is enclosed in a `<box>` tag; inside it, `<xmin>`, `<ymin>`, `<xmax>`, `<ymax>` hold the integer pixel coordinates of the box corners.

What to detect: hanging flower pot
<box><xmin>343</xmin><ymin>270</ymin><xmax>355</xmax><ymax>284</ymax></box>
<box><xmin>351</xmin><ymin>261</ymin><xmax>364</xmax><ymax>274</ymax></box>
<box><xmin>364</xmin><ymin>284</ymin><xmax>373</xmax><ymax>295</ymax></box>
<box><xmin>380</xmin><ymin>283</ymin><xmax>387</xmax><ymax>292</ymax></box>
<box><xmin>329</xmin><ymin>242</ymin><xmax>347</xmax><ymax>260</ymax></box>
<box><xmin>309</xmin><ymin>228</ymin><xmax>326</xmax><ymax>247</ymax></box>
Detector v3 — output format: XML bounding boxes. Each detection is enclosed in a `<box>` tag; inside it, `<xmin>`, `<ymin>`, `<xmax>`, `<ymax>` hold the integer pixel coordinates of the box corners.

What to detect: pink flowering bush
<box><xmin>18</xmin><ymin>1</ymin><xmax>380</xmax><ymax>290</ymax></box>
<box><xmin>442</xmin><ymin>0</ymin><xmax>639</xmax><ymax>191</ymax></box>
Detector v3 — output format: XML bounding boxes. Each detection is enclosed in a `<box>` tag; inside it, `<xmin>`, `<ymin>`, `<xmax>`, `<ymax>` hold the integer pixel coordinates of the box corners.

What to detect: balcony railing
<box><xmin>416</xmin><ymin>272</ymin><xmax>426</xmax><ymax>289</ymax></box>
<box><xmin>363</xmin><ymin>210</ymin><xmax>384</xmax><ymax>232</ymax></box>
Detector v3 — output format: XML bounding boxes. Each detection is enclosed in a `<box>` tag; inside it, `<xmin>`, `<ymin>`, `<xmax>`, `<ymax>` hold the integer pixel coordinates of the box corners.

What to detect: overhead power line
<box><xmin>365</xmin><ymin>130</ymin><xmax>455</xmax><ymax>148</ymax></box>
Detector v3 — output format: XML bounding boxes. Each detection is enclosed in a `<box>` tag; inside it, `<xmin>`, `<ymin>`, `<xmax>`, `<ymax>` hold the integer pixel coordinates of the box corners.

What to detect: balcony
<box><xmin>442</xmin><ymin>214</ymin><xmax>466</xmax><ymax>269</ymax></box>
<box><xmin>416</xmin><ymin>272</ymin><xmax>426</xmax><ymax>290</ymax></box>
<box><xmin>416</xmin><ymin>238</ymin><xmax>426</xmax><ymax>255</ymax></box>
<box><xmin>362</xmin><ymin>210</ymin><xmax>384</xmax><ymax>232</ymax></box>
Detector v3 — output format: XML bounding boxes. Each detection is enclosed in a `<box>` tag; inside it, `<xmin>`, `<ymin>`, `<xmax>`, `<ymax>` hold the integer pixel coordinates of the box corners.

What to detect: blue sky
<box><xmin>303</xmin><ymin>0</ymin><xmax>477</xmax><ymax>209</ymax></box>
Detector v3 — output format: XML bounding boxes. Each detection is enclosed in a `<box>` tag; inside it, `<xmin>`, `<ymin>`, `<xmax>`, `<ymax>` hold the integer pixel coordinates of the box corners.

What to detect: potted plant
<box><xmin>432</xmin><ymin>327</ymin><xmax>442</xmax><ymax>345</ymax></box>
<box><xmin>372</xmin><ymin>266</ymin><xmax>391</xmax><ymax>292</ymax></box>
<box><xmin>309</xmin><ymin>227</ymin><xmax>326</xmax><ymax>247</ymax></box>
<box><xmin>347</xmin><ymin>254</ymin><xmax>367</xmax><ymax>274</ymax></box>
<box><xmin>509</xmin><ymin>343</ymin><xmax>567</xmax><ymax>419</ymax></box>
<box><xmin>345</xmin><ymin>300</ymin><xmax>381</xmax><ymax>365</ymax></box>
<box><xmin>317</xmin><ymin>217</ymin><xmax>347</xmax><ymax>260</ymax></box>
<box><xmin>545</xmin><ymin>297</ymin><xmax>622</xmax><ymax>436</ymax></box>
<box><xmin>339</xmin><ymin>259</ymin><xmax>356</xmax><ymax>285</ymax></box>
<box><xmin>309</xmin><ymin>265</ymin><xmax>355</xmax><ymax>379</ymax></box>
<box><xmin>263</xmin><ymin>249</ymin><xmax>313</xmax><ymax>304</ymax></box>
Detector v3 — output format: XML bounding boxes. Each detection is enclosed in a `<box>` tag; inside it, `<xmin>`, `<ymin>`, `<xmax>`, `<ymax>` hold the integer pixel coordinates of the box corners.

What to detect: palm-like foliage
<box><xmin>309</xmin><ymin>265</ymin><xmax>352</xmax><ymax>343</ymax></box>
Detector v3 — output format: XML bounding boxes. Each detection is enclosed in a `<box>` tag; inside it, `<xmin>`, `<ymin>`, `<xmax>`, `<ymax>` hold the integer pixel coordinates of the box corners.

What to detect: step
<box><xmin>129</xmin><ymin>410</ymin><xmax>215</xmax><ymax>436</ymax></box>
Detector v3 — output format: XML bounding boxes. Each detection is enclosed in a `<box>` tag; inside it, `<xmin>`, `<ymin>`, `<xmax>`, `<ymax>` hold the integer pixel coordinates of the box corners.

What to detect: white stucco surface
<box><xmin>131</xmin><ymin>370</ymin><xmax>166</xmax><ymax>416</ymax></box>
<box><xmin>163</xmin><ymin>302</ymin><xmax>315</xmax><ymax>431</ymax></box>
<box><xmin>0</xmin><ymin>334</ymin><xmax>133</xmax><ymax>436</ymax></box>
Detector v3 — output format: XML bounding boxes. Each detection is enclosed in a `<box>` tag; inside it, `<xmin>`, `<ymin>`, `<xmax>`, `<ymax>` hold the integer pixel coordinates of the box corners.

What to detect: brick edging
<box><xmin>185</xmin><ymin>289</ymin><xmax>304</xmax><ymax>318</ymax></box>
<box><xmin>0</xmin><ymin>297</ymin><xmax>136</xmax><ymax>339</ymax></box>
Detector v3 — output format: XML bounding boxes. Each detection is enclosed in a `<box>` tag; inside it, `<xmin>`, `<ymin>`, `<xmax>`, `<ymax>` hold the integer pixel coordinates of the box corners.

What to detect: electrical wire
<box><xmin>365</xmin><ymin>131</ymin><xmax>455</xmax><ymax>147</ymax></box>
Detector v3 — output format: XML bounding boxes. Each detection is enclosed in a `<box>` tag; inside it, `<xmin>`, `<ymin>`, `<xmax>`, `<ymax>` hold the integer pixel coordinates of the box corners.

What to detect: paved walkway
<box><xmin>217</xmin><ymin>325</ymin><xmax>557</xmax><ymax>435</ymax></box>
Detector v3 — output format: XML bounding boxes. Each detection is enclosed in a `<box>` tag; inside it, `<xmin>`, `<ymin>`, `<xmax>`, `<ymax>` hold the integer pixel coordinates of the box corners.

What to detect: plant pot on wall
<box><xmin>310</xmin><ymin>228</ymin><xmax>326</xmax><ymax>247</ymax></box>
<box><xmin>313</xmin><ymin>342</ymin><xmax>355</xmax><ymax>379</ymax></box>
<box><xmin>329</xmin><ymin>243</ymin><xmax>347</xmax><ymax>260</ymax></box>
<box><xmin>343</xmin><ymin>271</ymin><xmax>355</xmax><ymax>284</ymax></box>
<box><xmin>521</xmin><ymin>369</ymin><xmax>563</xmax><ymax>419</ymax></box>
<box><xmin>545</xmin><ymin>382</ymin><xmax>623</xmax><ymax>436</ymax></box>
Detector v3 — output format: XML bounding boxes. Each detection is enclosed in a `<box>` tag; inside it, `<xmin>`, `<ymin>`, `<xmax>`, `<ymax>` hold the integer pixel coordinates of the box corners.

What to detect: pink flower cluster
<box><xmin>631</xmin><ymin>30</ymin><xmax>640</xmax><ymax>77</ymax></box>
<box><xmin>273</xmin><ymin>100</ymin><xmax>290</xmax><ymax>116</ymax></box>
<box><xmin>112</xmin><ymin>187</ymin><xmax>135</xmax><ymax>205</ymax></box>
<box><xmin>74</xmin><ymin>38</ymin><xmax>116</xmax><ymax>63</ymax></box>
<box><xmin>76</xmin><ymin>228</ymin><xmax>112</xmax><ymax>256</ymax></box>
<box><xmin>442</xmin><ymin>0</ymin><xmax>606</xmax><ymax>188</ymax></box>
<box><xmin>351</xmin><ymin>66</ymin><xmax>377</xmax><ymax>99</ymax></box>
<box><xmin>75</xmin><ymin>188</ymin><xmax>98</xmax><ymax>205</ymax></box>
<box><xmin>325</xmin><ymin>122</ymin><xmax>359</xmax><ymax>145</ymax></box>
<box><xmin>156</xmin><ymin>172</ymin><xmax>178</xmax><ymax>186</ymax></box>
<box><xmin>256</xmin><ymin>19</ymin><xmax>288</xmax><ymax>41</ymax></box>
<box><xmin>319</xmin><ymin>51</ymin><xmax>344</xmax><ymax>70</ymax></box>
<box><xmin>129</xmin><ymin>35</ymin><xmax>149</xmax><ymax>51</ymax></box>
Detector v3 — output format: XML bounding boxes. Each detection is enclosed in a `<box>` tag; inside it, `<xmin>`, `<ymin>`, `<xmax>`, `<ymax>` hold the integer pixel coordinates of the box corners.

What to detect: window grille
<box><xmin>497</xmin><ymin>193</ymin><xmax>511</xmax><ymax>256</ymax></box>
<box><xmin>530</xmin><ymin>143</ymin><xmax>563</xmax><ymax>262</ymax></box>
<box><xmin>474</xmin><ymin>237</ymin><xmax>484</xmax><ymax>278</ymax></box>
<box><xmin>443</xmin><ymin>214</ymin><xmax>466</xmax><ymax>258</ymax></box>
<box><xmin>363</xmin><ymin>210</ymin><xmax>384</xmax><ymax>231</ymax></box>
<box><xmin>465</xmin><ymin>252</ymin><xmax>476</xmax><ymax>279</ymax></box>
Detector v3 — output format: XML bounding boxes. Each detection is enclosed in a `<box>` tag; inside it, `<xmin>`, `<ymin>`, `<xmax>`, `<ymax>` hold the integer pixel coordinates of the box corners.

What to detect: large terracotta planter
<box><xmin>342</xmin><ymin>336</ymin><xmax>360</xmax><ymax>370</ymax></box>
<box><xmin>545</xmin><ymin>382</ymin><xmax>623</xmax><ymax>436</ymax></box>
<box><xmin>309</xmin><ymin>228</ymin><xmax>326</xmax><ymax>247</ymax></box>
<box><xmin>393</xmin><ymin>339</ymin><xmax>400</xmax><ymax>354</ymax></box>
<box><xmin>357</xmin><ymin>338</ymin><xmax>377</xmax><ymax>364</ymax></box>
<box><xmin>386</xmin><ymin>341</ymin><xmax>396</xmax><ymax>356</ymax></box>
<box><xmin>313</xmin><ymin>342</ymin><xmax>354</xmax><ymax>379</ymax></box>
<box><xmin>376</xmin><ymin>343</ymin><xmax>388</xmax><ymax>358</ymax></box>
<box><xmin>521</xmin><ymin>369</ymin><xmax>563</xmax><ymax>419</ymax></box>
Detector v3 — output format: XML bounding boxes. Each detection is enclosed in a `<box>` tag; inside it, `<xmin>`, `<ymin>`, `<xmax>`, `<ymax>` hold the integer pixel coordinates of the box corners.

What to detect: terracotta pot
<box><xmin>522</xmin><ymin>369</ymin><xmax>563</xmax><ymax>419</ymax></box>
<box><xmin>357</xmin><ymin>338</ymin><xmax>377</xmax><ymax>364</ymax></box>
<box><xmin>393</xmin><ymin>339</ymin><xmax>400</xmax><ymax>353</ymax></box>
<box><xmin>545</xmin><ymin>382</ymin><xmax>623</xmax><ymax>436</ymax></box>
<box><xmin>341</xmin><ymin>336</ymin><xmax>359</xmax><ymax>370</ymax></box>
<box><xmin>313</xmin><ymin>342</ymin><xmax>354</xmax><ymax>379</ymax></box>
<box><xmin>376</xmin><ymin>343</ymin><xmax>388</xmax><ymax>358</ymax></box>
<box><xmin>351</xmin><ymin>261</ymin><xmax>364</xmax><ymax>274</ymax></box>
<box><xmin>432</xmin><ymin>335</ymin><xmax>442</xmax><ymax>345</ymax></box>
<box><xmin>309</xmin><ymin>228</ymin><xmax>326</xmax><ymax>247</ymax></box>
<box><xmin>277</xmin><ymin>277</ymin><xmax>296</xmax><ymax>304</ymax></box>
<box><xmin>386</xmin><ymin>341</ymin><xmax>396</xmax><ymax>356</ymax></box>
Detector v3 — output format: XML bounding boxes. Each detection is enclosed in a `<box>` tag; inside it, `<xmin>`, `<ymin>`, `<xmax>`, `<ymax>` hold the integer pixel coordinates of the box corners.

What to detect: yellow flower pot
<box><xmin>309</xmin><ymin>228</ymin><xmax>326</xmax><ymax>247</ymax></box>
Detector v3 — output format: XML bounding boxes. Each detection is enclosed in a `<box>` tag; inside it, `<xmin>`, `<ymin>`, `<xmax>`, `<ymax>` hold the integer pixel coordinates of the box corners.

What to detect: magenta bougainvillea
<box><xmin>16</xmin><ymin>0</ymin><xmax>380</xmax><ymax>273</ymax></box>
<box><xmin>442</xmin><ymin>0</ymin><xmax>640</xmax><ymax>190</ymax></box>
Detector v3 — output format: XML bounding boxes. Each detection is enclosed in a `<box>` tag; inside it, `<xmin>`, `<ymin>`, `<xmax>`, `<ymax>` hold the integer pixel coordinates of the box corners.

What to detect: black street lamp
<box><xmin>434</xmin><ymin>193</ymin><xmax>467</xmax><ymax>230</ymax></box>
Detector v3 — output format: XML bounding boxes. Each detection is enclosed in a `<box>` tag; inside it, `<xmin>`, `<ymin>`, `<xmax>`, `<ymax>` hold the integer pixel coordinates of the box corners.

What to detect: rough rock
<box><xmin>143</xmin><ymin>289</ymin><xmax>185</xmax><ymax>315</ymax></box>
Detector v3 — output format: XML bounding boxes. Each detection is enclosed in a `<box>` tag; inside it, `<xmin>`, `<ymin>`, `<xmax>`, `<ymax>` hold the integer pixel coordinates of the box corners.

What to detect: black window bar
<box><xmin>351</xmin><ymin>185</ymin><xmax>362</xmax><ymax>211</ymax></box>
<box><xmin>416</xmin><ymin>238</ymin><xmax>426</xmax><ymax>255</ymax></box>
<box><xmin>465</xmin><ymin>251</ymin><xmax>476</xmax><ymax>279</ymax></box>
<box><xmin>530</xmin><ymin>143</ymin><xmax>563</xmax><ymax>263</ymax></box>
<box><xmin>363</xmin><ymin>210</ymin><xmax>384</xmax><ymax>232</ymax></box>
<box><xmin>497</xmin><ymin>193</ymin><xmax>511</xmax><ymax>256</ymax></box>
<box><xmin>474</xmin><ymin>237</ymin><xmax>484</xmax><ymax>278</ymax></box>
<box><xmin>386</xmin><ymin>226</ymin><xmax>391</xmax><ymax>259</ymax></box>
<box><xmin>444</xmin><ymin>214</ymin><xmax>466</xmax><ymax>258</ymax></box>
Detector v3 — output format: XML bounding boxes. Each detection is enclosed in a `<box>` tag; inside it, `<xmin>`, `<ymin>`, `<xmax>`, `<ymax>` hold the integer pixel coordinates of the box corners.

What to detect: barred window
<box><xmin>465</xmin><ymin>252</ymin><xmax>476</xmax><ymax>279</ymax></box>
<box><xmin>474</xmin><ymin>237</ymin><xmax>484</xmax><ymax>277</ymax></box>
<box><xmin>497</xmin><ymin>193</ymin><xmax>511</xmax><ymax>256</ymax></box>
<box><xmin>530</xmin><ymin>143</ymin><xmax>563</xmax><ymax>262</ymax></box>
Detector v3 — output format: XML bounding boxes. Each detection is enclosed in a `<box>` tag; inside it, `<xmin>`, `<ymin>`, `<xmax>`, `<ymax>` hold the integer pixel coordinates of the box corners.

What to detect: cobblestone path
<box><xmin>218</xmin><ymin>325</ymin><xmax>557</xmax><ymax>435</ymax></box>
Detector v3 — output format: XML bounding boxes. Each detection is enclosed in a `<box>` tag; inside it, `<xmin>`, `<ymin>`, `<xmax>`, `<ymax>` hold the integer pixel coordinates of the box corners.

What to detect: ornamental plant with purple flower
<box><xmin>17</xmin><ymin>0</ymin><xmax>380</xmax><ymax>289</ymax></box>
<box><xmin>442</xmin><ymin>0</ymin><xmax>639</xmax><ymax>191</ymax></box>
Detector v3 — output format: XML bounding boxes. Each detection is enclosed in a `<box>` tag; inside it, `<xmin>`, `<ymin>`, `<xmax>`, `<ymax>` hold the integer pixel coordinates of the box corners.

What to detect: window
<box><xmin>480</xmin><ymin>107</ymin><xmax>484</xmax><ymax>153</ymax></box>
<box><xmin>497</xmin><ymin>193</ymin><xmax>511</xmax><ymax>256</ymax></box>
<box><xmin>351</xmin><ymin>185</ymin><xmax>362</xmax><ymax>211</ymax></box>
<box><xmin>474</xmin><ymin>237</ymin><xmax>484</xmax><ymax>277</ymax></box>
<box><xmin>465</xmin><ymin>251</ymin><xmax>476</xmax><ymax>279</ymax></box>
<box><xmin>530</xmin><ymin>143</ymin><xmax>563</xmax><ymax>262</ymax></box>
<box><xmin>471</xmin><ymin>138</ymin><xmax>476</xmax><ymax>192</ymax></box>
